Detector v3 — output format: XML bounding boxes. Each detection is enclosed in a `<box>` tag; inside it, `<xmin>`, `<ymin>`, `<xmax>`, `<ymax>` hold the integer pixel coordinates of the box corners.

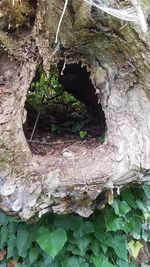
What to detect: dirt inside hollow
<box><xmin>24</xmin><ymin>118</ymin><xmax>105</xmax><ymax>156</ymax></box>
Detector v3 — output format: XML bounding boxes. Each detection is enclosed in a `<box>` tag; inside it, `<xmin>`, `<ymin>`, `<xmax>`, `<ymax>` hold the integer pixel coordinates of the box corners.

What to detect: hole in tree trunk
<box><xmin>23</xmin><ymin>62</ymin><xmax>106</xmax><ymax>155</ymax></box>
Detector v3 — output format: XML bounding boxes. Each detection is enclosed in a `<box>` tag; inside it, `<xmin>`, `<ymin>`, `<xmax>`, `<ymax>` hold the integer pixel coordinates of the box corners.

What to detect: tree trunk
<box><xmin>0</xmin><ymin>0</ymin><xmax>150</xmax><ymax>220</ymax></box>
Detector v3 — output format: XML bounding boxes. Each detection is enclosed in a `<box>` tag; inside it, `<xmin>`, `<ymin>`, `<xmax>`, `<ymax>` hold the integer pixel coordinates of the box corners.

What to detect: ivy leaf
<box><xmin>69</xmin><ymin>236</ymin><xmax>90</xmax><ymax>256</ymax></box>
<box><xmin>102</xmin><ymin>234</ymin><xmax>128</xmax><ymax>262</ymax></box>
<box><xmin>42</xmin><ymin>254</ymin><xmax>54</xmax><ymax>267</ymax></box>
<box><xmin>28</xmin><ymin>247</ymin><xmax>39</xmax><ymax>264</ymax></box>
<box><xmin>128</xmin><ymin>240</ymin><xmax>143</xmax><ymax>259</ymax></box>
<box><xmin>0</xmin><ymin>213</ymin><xmax>9</xmax><ymax>226</ymax></box>
<box><xmin>117</xmin><ymin>259</ymin><xmax>135</xmax><ymax>266</ymax></box>
<box><xmin>67</xmin><ymin>256</ymin><xmax>81</xmax><ymax>267</ymax></box>
<box><xmin>73</xmin><ymin>221</ymin><xmax>94</xmax><ymax>238</ymax></box>
<box><xmin>65</xmin><ymin>256</ymin><xmax>89</xmax><ymax>267</ymax></box>
<box><xmin>111</xmin><ymin>200</ymin><xmax>131</xmax><ymax>216</ymax></box>
<box><xmin>98</xmin><ymin>135</ymin><xmax>105</xmax><ymax>144</ymax></box>
<box><xmin>17</xmin><ymin>224</ymin><xmax>31</xmax><ymax>257</ymax></box>
<box><xmin>112</xmin><ymin>234</ymin><xmax>128</xmax><ymax>261</ymax></box>
<box><xmin>75</xmin><ymin>236</ymin><xmax>90</xmax><ymax>256</ymax></box>
<box><xmin>54</xmin><ymin>215</ymin><xmax>83</xmax><ymax>231</ymax></box>
<box><xmin>92</xmin><ymin>255</ymin><xmax>115</xmax><ymax>267</ymax></box>
<box><xmin>130</xmin><ymin>216</ymin><xmax>142</xmax><ymax>239</ymax></box>
<box><xmin>36</xmin><ymin>227</ymin><xmax>67</xmax><ymax>259</ymax></box>
<box><xmin>143</xmin><ymin>183</ymin><xmax>150</xmax><ymax>198</ymax></box>
<box><xmin>67</xmin><ymin>243</ymin><xmax>81</xmax><ymax>255</ymax></box>
<box><xmin>94</xmin><ymin>216</ymin><xmax>106</xmax><ymax>241</ymax></box>
<box><xmin>79</xmin><ymin>130</ymin><xmax>88</xmax><ymax>139</ymax></box>
<box><xmin>91</xmin><ymin>239</ymin><xmax>101</xmax><ymax>257</ymax></box>
<box><xmin>7</xmin><ymin>234</ymin><xmax>17</xmax><ymax>259</ymax></box>
<box><xmin>136</xmin><ymin>200</ymin><xmax>147</xmax><ymax>212</ymax></box>
<box><xmin>0</xmin><ymin>225</ymin><xmax>8</xmax><ymax>247</ymax></box>
<box><xmin>104</xmin><ymin>208</ymin><xmax>119</xmax><ymax>231</ymax></box>
<box><xmin>121</xmin><ymin>189</ymin><xmax>136</xmax><ymax>208</ymax></box>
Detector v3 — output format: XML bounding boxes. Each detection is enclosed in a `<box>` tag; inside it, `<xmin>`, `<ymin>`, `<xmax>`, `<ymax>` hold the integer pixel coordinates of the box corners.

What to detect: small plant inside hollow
<box><xmin>23</xmin><ymin>63</ymin><xmax>106</xmax><ymax>154</ymax></box>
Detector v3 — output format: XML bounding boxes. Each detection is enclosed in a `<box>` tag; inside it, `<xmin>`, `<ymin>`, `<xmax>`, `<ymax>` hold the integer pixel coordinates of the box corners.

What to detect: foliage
<box><xmin>26</xmin><ymin>69</ymin><xmax>88</xmax><ymax>138</ymax></box>
<box><xmin>0</xmin><ymin>184</ymin><xmax>150</xmax><ymax>266</ymax></box>
<box><xmin>79</xmin><ymin>130</ymin><xmax>88</xmax><ymax>140</ymax></box>
<box><xmin>26</xmin><ymin>71</ymin><xmax>63</xmax><ymax>112</ymax></box>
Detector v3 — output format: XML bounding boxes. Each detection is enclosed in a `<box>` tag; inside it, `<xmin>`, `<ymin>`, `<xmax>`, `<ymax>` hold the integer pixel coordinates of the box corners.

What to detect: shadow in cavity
<box><xmin>58</xmin><ymin>61</ymin><xmax>106</xmax><ymax>133</ymax></box>
<box><xmin>23</xmin><ymin>62</ymin><xmax>106</xmax><ymax>155</ymax></box>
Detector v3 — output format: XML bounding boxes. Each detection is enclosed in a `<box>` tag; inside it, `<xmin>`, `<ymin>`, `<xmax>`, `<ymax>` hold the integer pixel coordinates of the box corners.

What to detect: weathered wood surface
<box><xmin>0</xmin><ymin>0</ymin><xmax>150</xmax><ymax>220</ymax></box>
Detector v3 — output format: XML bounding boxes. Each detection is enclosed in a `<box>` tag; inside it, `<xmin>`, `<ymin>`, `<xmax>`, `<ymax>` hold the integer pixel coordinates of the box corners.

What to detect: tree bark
<box><xmin>0</xmin><ymin>0</ymin><xmax>150</xmax><ymax>220</ymax></box>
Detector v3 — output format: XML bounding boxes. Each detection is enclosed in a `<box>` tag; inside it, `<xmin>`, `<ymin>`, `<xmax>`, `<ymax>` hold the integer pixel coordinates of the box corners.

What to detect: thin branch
<box><xmin>55</xmin><ymin>0</ymin><xmax>69</xmax><ymax>44</ymax></box>
<box><xmin>29</xmin><ymin>111</ymin><xmax>41</xmax><ymax>141</ymax></box>
<box><xmin>28</xmin><ymin>139</ymin><xmax>77</xmax><ymax>145</ymax></box>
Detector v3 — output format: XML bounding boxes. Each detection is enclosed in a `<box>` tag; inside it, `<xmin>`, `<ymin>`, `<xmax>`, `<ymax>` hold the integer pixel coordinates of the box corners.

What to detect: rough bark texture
<box><xmin>0</xmin><ymin>0</ymin><xmax>150</xmax><ymax>220</ymax></box>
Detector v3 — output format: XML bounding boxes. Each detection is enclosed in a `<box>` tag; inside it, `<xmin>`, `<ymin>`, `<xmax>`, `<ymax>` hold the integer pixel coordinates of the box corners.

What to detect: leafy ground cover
<box><xmin>0</xmin><ymin>184</ymin><xmax>150</xmax><ymax>266</ymax></box>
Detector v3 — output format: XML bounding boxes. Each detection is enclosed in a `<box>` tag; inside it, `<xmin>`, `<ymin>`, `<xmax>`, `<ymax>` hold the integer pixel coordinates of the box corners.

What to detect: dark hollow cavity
<box><xmin>23</xmin><ymin>62</ymin><xmax>106</xmax><ymax>155</ymax></box>
<box><xmin>58</xmin><ymin>61</ymin><xmax>106</xmax><ymax>134</ymax></box>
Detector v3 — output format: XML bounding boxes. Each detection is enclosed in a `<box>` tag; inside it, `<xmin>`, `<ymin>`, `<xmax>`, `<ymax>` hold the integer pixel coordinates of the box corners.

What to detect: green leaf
<box><xmin>42</xmin><ymin>253</ymin><xmax>53</xmax><ymax>267</ymax></box>
<box><xmin>28</xmin><ymin>247</ymin><xmax>39</xmax><ymax>264</ymax></box>
<box><xmin>117</xmin><ymin>259</ymin><xmax>135</xmax><ymax>267</ymax></box>
<box><xmin>0</xmin><ymin>213</ymin><xmax>9</xmax><ymax>226</ymax></box>
<box><xmin>54</xmin><ymin>215</ymin><xmax>83</xmax><ymax>231</ymax></box>
<box><xmin>8</xmin><ymin>222</ymin><xmax>18</xmax><ymax>234</ymax></box>
<box><xmin>136</xmin><ymin>199</ymin><xmax>147</xmax><ymax>212</ymax></box>
<box><xmin>75</xmin><ymin>236</ymin><xmax>90</xmax><ymax>256</ymax></box>
<box><xmin>67</xmin><ymin>243</ymin><xmax>81</xmax><ymax>255</ymax></box>
<box><xmin>111</xmin><ymin>200</ymin><xmax>131</xmax><ymax>216</ymax></box>
<box><xmin>94</xmin><ymin>216</ymin><xmax>106</xmax><ymax>242</ymax></box>
<box><xmin>130</xmin><ymin>218</ymin><xmax>142</xmax><ymax>239</ymax></box>
<box><xmin>73</xmin><ymin>221</ymin><xmax>94</xmax><ymax>238</ymax></box>
<box><xmin>102</xmin><ymin>234</ymin><xmax>128</xmax><ymax>261</ymax></box>
<box><xmin>17</xmin><ymin>224</ymin><xmax>30</xmax><ymax>257</ymax></box>
<box><xmin>104</xmin><ymin>208</ymin><xmax>119</xmax><ymax>231</ymax></box>
<box><xmin>79</xmin><ymin>130</ymin><xmax>87</xmax><ymax>139</ymax></box>
<box><xmin>0</xmin><ymin>225</ymin><xmax>8</xmax><ymax>247</ymax></box>
<box><xmin>112</xmin><ymin>234</ymin><xmax>128</xmax><ymax>261</ymax></box>
<box><xmin>91</xmin><ymin>239</ymin><xmax>101</xmax><ymax>257</ymax></box>
<box><xmin>67</xmin><ymin>256</ymin><xmax>81</xmax><ymax>267</ymax></box>
<box><xmin>36</xmin><ymin>227</ymin><xmax>67</xmax><ymax>259</ymax></box>
<box><xmin>121</xmin><ymin>189</ymin><xmax>136</xmax><ymax>208</ymax></box>
<box><xmin>101</xmin><ymin>243</ymin><xmax>108</xmax><ymax>254</ymax></box>
<box><xmin>7</xmin><ymin>234</ymin><xmax>17</xmax><ymax>258</ymax></box>
<box><xmin>141</xmin><ymin>224</ymin><xmax>150</xmax><ymax>241</ymax></box>
<box><xmin>92</xmin><ymin>255</ymin><xmax>115</xmax><ymax>267</ymax></box>
<box><xmin>98</xmin><ymin>135</ymin><xmax>105</xmax><ymax>144</ymax></box>
<box><xmin>69</xmin><ymin>236</ymin><xmax>90</xmax><ymax>256</ymax></box>
<box><xmin>65</xmin><ymin>256</ymin><xmax>89</xmax><ymax>267</ymax></box>
<box><xmin>143</xmin><ymin>183</ymin><xmax>150</xmax><ymax>198</ymax></box>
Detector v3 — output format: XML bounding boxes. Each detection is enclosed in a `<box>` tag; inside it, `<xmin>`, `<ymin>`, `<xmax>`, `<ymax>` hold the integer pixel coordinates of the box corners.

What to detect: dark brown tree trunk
<box><xmin>0</xmin><ymin>0</ymin><xmax>150</xmax><ymax>220</ymax></box>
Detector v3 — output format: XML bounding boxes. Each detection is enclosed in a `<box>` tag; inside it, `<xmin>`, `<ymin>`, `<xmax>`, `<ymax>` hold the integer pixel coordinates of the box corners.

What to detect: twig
<box><xmin>55</xmin><ymin>0</ymin><xmax>69</xmax><ymax>43</ymax></box>
<box><xmin>27</xmin><ymin>139</ymin><xmax>77</xmax><ymax>145</ymax></box>
<box><xmin>29</xmin><ymin>111</ymin><xmax>41</xmax><ymax>141</ymax></box>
